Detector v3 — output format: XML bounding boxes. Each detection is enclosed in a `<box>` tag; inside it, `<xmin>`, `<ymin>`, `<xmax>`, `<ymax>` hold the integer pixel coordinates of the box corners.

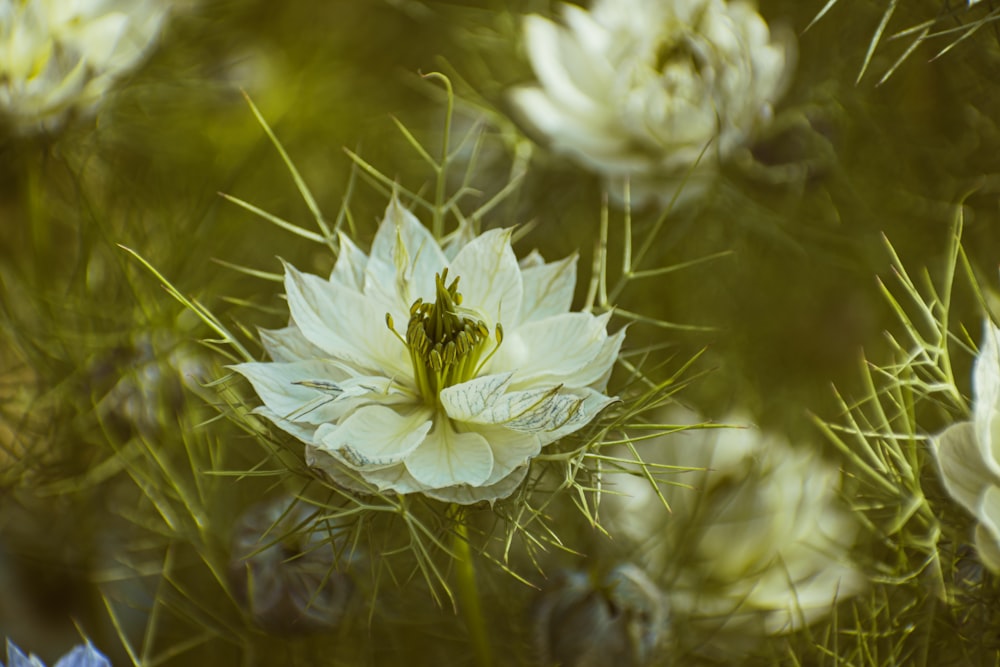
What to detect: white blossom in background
<box><xmin>608</xmin><ymin>411</ymin><xmax>864</xmax><ymax>638</ymax></box>
<box><xmin>235</xmin><ymin>197</ymin><xmax>623</xmax><ymax>504</ymax></box>
<box><xmin>510</xmin><ymin>0</ymin><xmax>794</xmax><ymax>208</ymax></box>
<box><xmin>0</xmin><ymin>0</ymin><xmax>171</xmax><ymax>134</ymax></box>
<box><xmin>932</xmin><ymin>321</ymin><xmax>1000</xmax><ymax>572</ymax></box>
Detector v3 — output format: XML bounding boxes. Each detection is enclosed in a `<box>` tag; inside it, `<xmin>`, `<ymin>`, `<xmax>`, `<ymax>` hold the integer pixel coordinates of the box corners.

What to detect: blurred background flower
<box><xmin>0</xmin><ymin>0</ymin><xmax>173</xmax><ymax>135</ymax></box>
<box><xmin>932</xmin><ymin>321</ymin><xmax>1000</xmax><ymax>572</ymax></box>
<box><xmin>509</xmin><ymin>0</ymin><xmax>794</xmax><ymax>209</ymax></box>
<box><xmin>607</xmin><ymin>411</ymin><xmax>865</xmax><ymax>656</ymax></box>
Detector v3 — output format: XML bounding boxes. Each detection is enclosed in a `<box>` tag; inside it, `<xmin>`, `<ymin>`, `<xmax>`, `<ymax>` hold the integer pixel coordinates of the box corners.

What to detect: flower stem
<box><xmin>450</xmin><ymin>506</ymin><xmax>493</xmax><ymax>667</ymax></box>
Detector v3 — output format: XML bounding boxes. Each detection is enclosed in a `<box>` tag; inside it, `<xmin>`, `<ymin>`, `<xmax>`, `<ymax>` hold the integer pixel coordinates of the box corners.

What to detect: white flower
<box><xmin>608</xmin><ymin>411</ymin><xmax>864</xmax><ymax>637</ymax></box>
<box><xmin>932</xmin><ymin>321</ymin><xmax>1000</xmax><ymax>572</ymax></box>
<box><xmin>235</xmin><ymin>198</ymin><xmax>623</xmax><ymax>504</ymax></box>
<box><xmin>510</xmin><ymin>0</ymin><xmax>794</xmax><ymax>208</ymax></box>
<box><xmin>0</xmin><ymin>0</ymin><xmax>170</xmax><ymax>134</ymax></box>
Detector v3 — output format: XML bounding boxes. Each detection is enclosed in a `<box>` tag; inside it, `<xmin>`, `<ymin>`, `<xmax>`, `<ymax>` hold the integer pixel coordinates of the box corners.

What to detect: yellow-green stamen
<box><xmin>389</xmin><ymin>269</ymin><xmax>499</xmax><ymax>404</ymax></box>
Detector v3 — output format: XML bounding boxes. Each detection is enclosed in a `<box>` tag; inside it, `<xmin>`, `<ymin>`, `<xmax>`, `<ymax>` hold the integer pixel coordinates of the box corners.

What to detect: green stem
<box><xmin>451</xmin><ymin>506</ymin><xmax>493</xmax><ymax>667</ymax></box>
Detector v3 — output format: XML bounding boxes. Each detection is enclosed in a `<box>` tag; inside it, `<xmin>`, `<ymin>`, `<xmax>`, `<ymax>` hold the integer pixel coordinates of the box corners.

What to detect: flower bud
<box><xmin>227</xmin><ymin>495</ymin><xmax>358</xmax><ymax>635</ymax></box>
<box><xmin>530</xmin><ymin>563</ymin><xmax>669</xmax><ymax>667</ymax></box>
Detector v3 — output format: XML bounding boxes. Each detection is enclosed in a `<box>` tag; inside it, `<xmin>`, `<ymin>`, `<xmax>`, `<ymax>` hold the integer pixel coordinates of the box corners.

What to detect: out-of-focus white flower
<box><xmin>510</xmin><ymin>0</ymin><xmax>794</xmax><ymax>208</ymax></box>
<box><xmin>3</xmin><ymin>639</ymin><xmax>110</xmax><ymax>667</ymax></box>
<box><xmin>530</xmin><ymin>564</ymin><xmax>669</xmax><ymax>667</ymax></box>
<box><xmin>0</xmin><ymin>0</ymin><xmax>171</xmax><ymax>134</ymax></box>
<box><xmin>235</xmin><ymin>197</ymin><xmax>623</xmax><ymax>504</ymax></box>
<box><xmin>608</xmin><ymin>412</ymin><xmax>864</xmax><ymax>639</ymax></box>
<box><xmin>932</xmin><ymin>321</ymin><xmax>1000</xmax><ymax>572</ymax></box>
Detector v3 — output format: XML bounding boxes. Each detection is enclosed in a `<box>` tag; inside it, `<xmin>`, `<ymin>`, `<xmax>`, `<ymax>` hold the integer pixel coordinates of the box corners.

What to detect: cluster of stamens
<box><xmin>387</xmin><ymin>269</ymin><xmax>502</xmax><ymax>405</ymax></box>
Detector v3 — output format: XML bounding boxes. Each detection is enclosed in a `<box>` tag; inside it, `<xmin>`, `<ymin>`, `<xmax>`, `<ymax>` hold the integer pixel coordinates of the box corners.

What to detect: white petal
<box><xmin>329</xmin><ymin>231</ymin><xmax>368</xmax><ymax>290</ymax></box>
<box><xmin>232</xmin><ymin>360</ymin><xmax>353</xmax><ymax>425</ymax></box>
<box><xmin>424</xmin><ymin>465</ymin><xmax>530</xmax><ymax>505</ymax></box>
<box><xmin>253</xmin><ymin>406</ymin><xmax>319</xmax><ymax>444</ymax></box>
<box><xmin>510</xmin><ymin>86</ymin><xmax>633</xmax><ymax>165</ymax></box>
<box><xmin>489</xmin><ymin>312</ymin><xmax>612</xmax><ymax>387</ymax></box>
<box><xmin>932</xmin><ymin>421</ymin><xmax>997</xmax><ymax>515</ymax></box>
<box><xmin>365</xmin><ymin>196</ymin><xmax>447</xmax><ymax>309</ymax></box>
<box><xmin>442</xmin><ymin>377</ymin><xmax>616</xmax><ymax>445</ymax></box>
<box><xmin>314</xmin><ymin>405</ymin><xmax>432</xmax><ymax>471</ymax></box>
<box><xmin>474</xmin><ymin>424</ymin><xmax>542</xmax><ymax>484</ymax></box>
<box><xmin>439</xmin><ymin>372</ymin><xmax>514</xmax><ymax>420</ymax></box>
<box><xmin>522</xmin><ymin>14</ymin><xmax>603</xmax><ymax>116</ymax></box>
<box><xmin>517</xmin><ymin>253</ymin><xmax>577</xmax><ymax>325</ymax></box>
<box><xmin>404</xmin><ymin>419</ymin><xmax>494</xmax><ymax>488</ymax></box>
<box><xmin>259</xmin><ymin>324</ymin><xmax>326</xmax><ymax>363</ymax></box>
<box><xmin>975</xmin><ymin>523</ymin><xmax>1000</xmax><ymax>574</ymax></box>
<box><xmin>974</xmin><ymin>321</ymin><xmax>1000</xmax><ymax>477</ymax></box>
<box><xmin>587</xmin><ymin>326</ymin><xmax>627</xmax><ymax>390</ymax></box>
<box><xmin>448</xmin><ymin>228</ymin><xmax>523</xmax><ymax>328</ymax></box>
<box><xmin>283</xmin><ymin>262</ymin><xmax>411</xmax><ymax>378</ymax></box>
<box><xmin>308</xmin><ymin>446</ymin><xmax>427</xmax><ymax>495</ymax></box>
<box><xmin>978</xmin><ymin>486</ymin><xmax>1000</xmax><ymax>572</ymax></box>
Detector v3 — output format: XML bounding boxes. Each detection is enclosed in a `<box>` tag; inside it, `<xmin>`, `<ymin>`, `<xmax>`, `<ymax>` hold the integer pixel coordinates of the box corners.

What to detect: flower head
<box><xmin>932</xmin><ymin>321</ymin><xmax>1000</xmax><ymax>571</ymax></box>
<box><xmin>0</xmin><ymin>0</ymin><xmax>170</xmax><ymax>134</ymax></box>
<box><xmin>235</xmin><ymin>198</ymin><xmax>623</xmax><ymax>504</ymax></box>
<box><xmin>510</xmin><ymin>0</ymin><xmax>794</xmax><ymax>208</ymax></box>
<box><xmin>228</xmin><ymin>494</ymin><xmax>357</xmax><ymax>634</ymax></box>
<box><xmin>530</xmin><ymin>564</ymin><xmax>669</xmax><ymax>667</ymax></box>
<box><xmin>3</xmin><ymin>639</ymin><xmax>110</xmax><ymax>667</ymax></box>
<box><xmin>608</xmin><ymin>412</ymin><xmax>864</xmax><ymax>639</ymax></box>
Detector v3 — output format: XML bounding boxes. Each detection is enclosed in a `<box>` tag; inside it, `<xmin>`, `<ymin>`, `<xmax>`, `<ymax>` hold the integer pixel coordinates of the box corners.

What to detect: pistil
<box><xmin>387</xmin><ymin>269</ymin><xmax>502</xmax><ymax>405</ymax></box>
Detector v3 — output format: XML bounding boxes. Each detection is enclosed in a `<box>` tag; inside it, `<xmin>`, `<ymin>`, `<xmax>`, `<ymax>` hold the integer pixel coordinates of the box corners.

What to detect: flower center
<box><xmin>387</xmin><ymin>269</ymin><xmax>502</xmax><ymax>405</ymax></box>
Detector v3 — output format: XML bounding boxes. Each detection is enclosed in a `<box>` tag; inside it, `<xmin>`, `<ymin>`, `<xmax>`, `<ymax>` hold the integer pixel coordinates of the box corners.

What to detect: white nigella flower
<box><xmin>235</xmin><ymin>198</ymin><xmax>623</xmax><ymax>504</ymax></box>
<box><xmin>510</xmin><ymin>0</ymin><xmax>794</xmax><ymax>208</ymax></box>
<box><xmin>609</xmin><ymin>412</ymin><xmax>864</xmax><ymax>638</ymax></box>
<box><xmin>0</xmin><ymin>0</ymin><xmax>170</xmax><ymax>134</ymax></box>
<box><xmin>932</xmin><ymin>321</ymin><xmax>1000</xmax><ymax>572</ymax></box>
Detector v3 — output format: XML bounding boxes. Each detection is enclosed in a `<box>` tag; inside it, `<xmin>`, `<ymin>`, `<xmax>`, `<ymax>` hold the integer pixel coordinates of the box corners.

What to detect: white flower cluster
<box><xmin>511</xmin><ymin>0</ymin><xmax>794</xmax><ymax>208</ymax></box>
<box><xmin>236</xmin><ymin>198</ymin><xmax>623</xmax><ymax>504</ymax></box>
<box><xmin>932</xmin><ymin>322</ymin><xmax>1000</xmax><ymax>572</ymax></box>
<box><xmin>0</xmin><ymin>0</ymin><xmax>171</xmax><ymax>134</ymax></box>
<box><xmin>610</xmin><ymin>412</ymin><xmax>864</xmax><ymax>638</ymax></box>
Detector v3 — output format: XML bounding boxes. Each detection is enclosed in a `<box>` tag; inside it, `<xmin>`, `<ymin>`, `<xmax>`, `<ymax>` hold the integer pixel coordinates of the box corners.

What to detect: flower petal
<box><xmin>329</xmin><ymin>231</ymin><xmax>368</xmax><ymax>290</ymax></box>
<box><xmin>932</xmin><ymin>421</ymin><xmax>998</xmax><ymax>516</ymax></box>
<box><xmin>489</xmin><ymin>312</ymin><xmax>612</xmax><ymax>387</ymax></box>
<box><xmin>423</xmin><ymin>465</ymin><xmax>530</xmax><ymax>505</ymax></box>
<box><xmin>259</xmin><ymin>324</ymin><xmax>326</xmax><ymax>363</ymax></box>
<box><xmin>53</xmin><ymin>642</ymin><xmax>112</xmax><ymax>667</ymax></box>
<box><xmin>308</xmin><ymin>446</ymin><xmax>427</xmax><ymax>495</ymax></box>
<box><xmin>978</xmin><ymin>485</ymin><xmax>1000</xmax><ymax>572</ymax></box>
<box><xmin>365</xmin><ymin>196</ymin><xmax>448</xmax><ymax>310</ymax></box>
<box><xmin>314</xmin><ymin>405</ymin><xmax>432</xmax><ymax>471</ymax></box>
<box><xmin>974</xmin><ymin>321</ymin><xmax>1000</xmax><ymax>478</ymax></box>
<box><xmin>404</xmin><ymin>419</ymin><xmax>494</xmax><ymax>488</ymax></box>
<box><xmin>517</xmin><ymin>252</ymin><xmax>577</xmax><ymax>325</ymax></box>
<box><xmin>522</xmin><ymin>14</ymin><xmax>604</xmax><ymax>117</ymax></box>
<box><xmin>975</xmin><ymin>522</ymin><xmax>1000</xmax><ymax>574</ymax></box>
<box><xmin>233</xmin><ymin>360</ymin><xmax>353</xmax><ymax>425</ymax></box>
<box><xmin>474</xmin><ymin>424</ymin><xmax>542</xmax><ymax>484</ymax></box>
<box><xmin>442</xmin><ymin>377</ymin><xmax>616</xmax><ymax>445</ymax></box>
<box><xmin>253</xmin><ymin>406</ymin><xmax>319</xmax><ymax>444</ymax></box>
<box><xmin>283</xmin><ymin>261</ymin><xmax>411</xmax><ymax>377</ymax></box>
<box><xmin>448</xmin><ymin>227</ymin><xmax>523</xmax><ymax>328</ymax></box>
